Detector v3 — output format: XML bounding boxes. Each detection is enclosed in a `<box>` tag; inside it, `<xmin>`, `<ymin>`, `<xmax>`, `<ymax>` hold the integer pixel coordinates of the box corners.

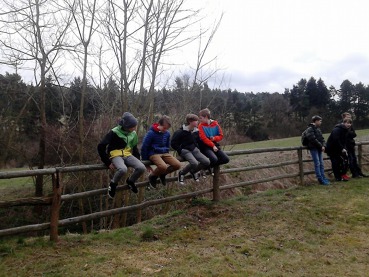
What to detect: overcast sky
<box><xmin>184</xmin><ymin>0</ymin><xmax>369</xmax><ymax>93</ymax></box>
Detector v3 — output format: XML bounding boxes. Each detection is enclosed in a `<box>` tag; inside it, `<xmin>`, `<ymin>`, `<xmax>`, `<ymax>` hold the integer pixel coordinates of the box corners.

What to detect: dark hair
<box><xmin>199</xmin><ymin>108</ymin><xmax>211</xmax><ymax>118</ymax></box>
<box><xmin>185</xmin><ymin>113</ymin><xmax>199</xmax><ymax>125</ymax></box>
<box><xmin>158</xmin><ymin>115</ymin><xmax>171</xmax><ymax>127</ymax></box>
<box><xmin>311</xmin><ymin>115</ymin><xmax>322</xmax><ymax>122</ymax></box>
<box><xmin>343</xmin><ymin>118</ymin><xmax>352</xmax><ymax>124</ymax></box>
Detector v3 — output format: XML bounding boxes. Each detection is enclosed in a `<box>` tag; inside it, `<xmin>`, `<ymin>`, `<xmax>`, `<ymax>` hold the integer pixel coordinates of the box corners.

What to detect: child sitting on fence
<box><xmin>97</xmin><ymin>112</ymin><xmax>146</xmax><ymax>198</ymax></box>
<box><xmin>197</xmin><ymin>108</ymin><xmax>229</xmax><ymax>175</ymax></box>
<box><xmin>171</xmin><ymin>114</ymin><xmax>210</xmax><ymax>185</ymax></box>
<box><xmin>141</xmin><ymin>115</ymin><xmax>181</xmax><ymax>188</ymax></box>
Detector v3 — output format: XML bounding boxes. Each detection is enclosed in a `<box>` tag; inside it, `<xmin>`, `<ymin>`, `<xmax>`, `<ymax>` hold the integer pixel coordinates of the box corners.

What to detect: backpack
<box><xmin>301</xmin><ymin>128</ymin><xmax>309</xmax><ymax>146</ymax></box>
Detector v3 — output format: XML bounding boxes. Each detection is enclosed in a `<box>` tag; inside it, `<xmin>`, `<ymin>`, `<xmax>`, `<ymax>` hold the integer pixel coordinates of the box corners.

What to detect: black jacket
<box><xmin>305</xmin><ymin>123</ymin><xmax>325</xmax><ymax>150</ymax></box>
<box><xmin>171</xmin><ymin>125</ymin><xmax>198</xmax><ymax>155</ymax></box>
<box><xmin>97</xmin><ymin>130</ymin><xmax>140</xmax><ymax>167</ymax></box>
<box><xmin>326</xmin><ymin>124</ymin><xmax>349</xmax><ymax>156</ymax></box>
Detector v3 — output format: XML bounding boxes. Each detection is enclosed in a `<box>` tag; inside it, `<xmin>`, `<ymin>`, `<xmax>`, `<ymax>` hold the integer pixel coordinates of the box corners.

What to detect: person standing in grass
<box><xmin>141</xmin><ymin>115</ymin><xmax>181</xmax><ymax>188</ymax></box>
<box><xmin>304</xmin><ymin>115</ymin><xmax>330</xmax><ymax>185</ymax></box>
<box><xmin>341</xmin><ymin>112</ymin><xmax>367</xmax><ymax>178</ymax></box>
<box><xmin>97</xmin><ymin>112</ymin><xmax>146</xmax><ymax>198</ymax></box>
<box><xmin>197</xmin><ymin>108</ymin><xmax>229</xmax><ymax>175</ymax></box>
<box><xmin>326</xmin><ymin>117</ymin><xmax>352</xmax><ymax>182</ymax></box>
<box><xmin>171</xmin><ymin>114</ymin><xmax>210</xmax><ymax>185</ymax></box>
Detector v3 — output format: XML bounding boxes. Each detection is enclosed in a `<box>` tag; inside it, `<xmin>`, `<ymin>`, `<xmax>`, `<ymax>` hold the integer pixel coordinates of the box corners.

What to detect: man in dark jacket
<box><xmin>326</xmin><ymin>118</ymin><xmax>352</xmax><ymax>181</ymax></box>
<box><xmin>305</xmin><ymin>115</ymin><xmax>330</xmax><ymax>185</ymax></box>
<box><xmin>171</xmin><ymin>114</ymin><xmax>210</xmax><ymax>185</ymax></box>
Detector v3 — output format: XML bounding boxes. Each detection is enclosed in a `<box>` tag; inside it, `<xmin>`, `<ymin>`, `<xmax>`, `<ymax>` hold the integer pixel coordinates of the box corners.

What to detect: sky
<box><xmin>184</xmin><ymin>0</ymin><xmax>369</xmax><ymax>93</ymax></box>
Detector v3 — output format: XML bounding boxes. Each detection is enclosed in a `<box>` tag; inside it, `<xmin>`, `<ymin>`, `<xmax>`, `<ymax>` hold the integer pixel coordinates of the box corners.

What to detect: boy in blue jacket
<box><xmin>97</xmin><ymin>112</ymin><xmax>146</xmax><ymax>198</ymax></box>
<box><xmin>141</xmin><ymin>115</ymin><xmax>181</xmax><ymax>188</ymax></box>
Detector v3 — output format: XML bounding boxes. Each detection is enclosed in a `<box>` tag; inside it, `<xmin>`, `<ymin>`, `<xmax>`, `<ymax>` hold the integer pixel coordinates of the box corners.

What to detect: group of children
<box><xmin>304</xmin><ymin>112</ymin><xmax>367</xmax><ymax>185</ymax></box>
<box><xmin>97</xmin><ymin>109</ymin><xmax>229</xmax><ymax>199</ymax></box>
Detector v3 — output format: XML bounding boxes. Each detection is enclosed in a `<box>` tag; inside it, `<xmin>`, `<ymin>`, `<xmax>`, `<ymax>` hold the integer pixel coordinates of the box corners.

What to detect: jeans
<box><xmin>310</xmin><ymin>149</ymin><xmax>326</xmax><ymax>182</ymax></box>
<box><xmin>111</xmin><ymin>155</ymin><xmax>146</xmax><ymax>184</ymax></box>
<box><xmin>180</xmin><ymin>148</ymin><xmax>210</xmax><ymax>175</ymax></box>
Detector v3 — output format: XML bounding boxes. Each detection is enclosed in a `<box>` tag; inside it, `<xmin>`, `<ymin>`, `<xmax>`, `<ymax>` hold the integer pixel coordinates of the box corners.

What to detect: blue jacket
<box><xmin>141</xmin><ymin>123</ymin><xmax>171</xmax><ymax>160</ymax></box>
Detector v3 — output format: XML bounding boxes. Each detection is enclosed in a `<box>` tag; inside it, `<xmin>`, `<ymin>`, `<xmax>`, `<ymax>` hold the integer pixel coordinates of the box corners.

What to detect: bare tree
<box><xmin>0</xmin><ymin>0</ymin><xmax>73</xmax><ymax>197</ymax></box>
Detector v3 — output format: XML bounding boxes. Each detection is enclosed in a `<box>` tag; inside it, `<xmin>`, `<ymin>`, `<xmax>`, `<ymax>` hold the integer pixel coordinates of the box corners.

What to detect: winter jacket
<box><xmin>171</xmin><ymin>125</ymin><xmax>198</xmax><ymax>155</ymax></box>
<box><xmin>97</xmin><ymin>126</ymin><xmax>140</xmax><ymax>167</ymax></box>
<box><xmin>198</xmin><ymin>119</ymin><xmax>223</xmax><ymax>149</ymax></box>
<box><xmin>141</xmin><ymin>123</ymin><xmax>171</xmax><ymax>160</ymax></box>
<box><xmin>346</xmin><ymin>126</ymin><xmax>357</xmax><ymax>151</ymax></box>
<box><xmin>326</xmin><ymin>123</ymin><xmax>349</xmax><ymax>156</ymax></box>
<box><xmin>305</xmin><ymin>123</ymin><xmax>325</xmax><ymax>151</ymax></box>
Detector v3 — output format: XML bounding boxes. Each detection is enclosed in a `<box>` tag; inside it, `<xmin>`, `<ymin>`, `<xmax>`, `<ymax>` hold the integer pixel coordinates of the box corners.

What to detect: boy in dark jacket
<box><xmin>305</xmin><ymin>115</ymin><xmax>330</xmax><ymax>185</ymax></box>
<box><xmin>97</xmin><ymin>112</ymin><xmax>146</xmax><ymax>198</ymax></box>
<box><xmin>171</xmin><ymin>114</ymin><xmax>210</xmax><ymax>185</ymax></box>
<box><xmin>341</xmin><ymin>112</ymin><xmax>367</xmax><ymax>178</ymax></box>
<box><xmin>141</xmin><ymin>115</ymin><xmax>181</xmax><ymax>188</ymax></box>
<box><xmin>326</xmin><ymin>118</ymin><xmax>352</xmax><ymax>181</ymax></box>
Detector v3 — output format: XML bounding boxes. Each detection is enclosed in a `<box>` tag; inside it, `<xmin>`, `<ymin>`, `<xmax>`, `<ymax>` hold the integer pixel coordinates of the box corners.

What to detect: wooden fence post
<box><xmin>212</xmin><ymin>165</ymin><xmax>220</xmax><ymax>201</ymax></box>
<box><xmin>298</xmin><ymin>148</ymin><xmax>304</xmax><ymax>186</ymax></box>
<box><xmin>50</xmin><ymin>172</ymin><xmax>61</xmax><ymax>242</ymax></box>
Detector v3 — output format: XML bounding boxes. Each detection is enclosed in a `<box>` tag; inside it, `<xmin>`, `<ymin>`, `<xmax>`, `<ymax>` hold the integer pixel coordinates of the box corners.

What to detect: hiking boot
<box><xmin>108</xmin><ymin>182</ymin><xmax>117</xmax><ymax>199</ymax></box>
<box><xmin>159</xmin><ymin>174</ymin><xmax>167</xmax><ymax>186</ymax></box>
<box><xmin>178</xmin><ymin>171</ymin><xmax>185</xmax><ymax>185</ymax></box>
<box><xmin>126</xmin><ymin>179</ymin><xmax>138</xmax><ymax>194</ymax></box>
<box><xmin>148</xmin><ymin>175</ymin><xmax>157</xmax><ymax>189</ymax></box>
<box><xmin>190</xmin><ymin>171</ymin><xmax>200</xmax><ymax>182</ymax></box>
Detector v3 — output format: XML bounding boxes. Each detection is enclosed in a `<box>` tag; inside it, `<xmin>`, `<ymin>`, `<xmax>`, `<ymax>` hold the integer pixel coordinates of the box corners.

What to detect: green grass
<box><xmin>1</xmin><ymin>177</ymin><xmax>369</xmax><ymax>276</ymax></box>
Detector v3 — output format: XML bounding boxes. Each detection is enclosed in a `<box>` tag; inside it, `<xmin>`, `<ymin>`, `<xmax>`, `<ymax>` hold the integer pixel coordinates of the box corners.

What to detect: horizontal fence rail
<box><xmin>0</xmin><ymin>142</ymin><xmax>368</xmax><ymax>241</ymax></box>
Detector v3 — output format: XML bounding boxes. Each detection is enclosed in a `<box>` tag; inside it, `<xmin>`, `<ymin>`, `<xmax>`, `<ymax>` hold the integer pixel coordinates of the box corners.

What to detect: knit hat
<box><xmin>119</xmin><ymin>112</ymin><xmax>138</xmax><ymax>130</ymax></box>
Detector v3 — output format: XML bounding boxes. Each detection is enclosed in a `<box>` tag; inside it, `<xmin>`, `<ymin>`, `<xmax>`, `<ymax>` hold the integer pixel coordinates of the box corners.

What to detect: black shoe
<box><xmin>178</xmin><ymin>171</ymin><xmax>185</xmax><ymax>185</ymax></box>
<box><xmin>159</xmin><ymin>174</ymin><xmax>167</xmax><ymax>186</ymax></box>
<box><xmin>190</xmin><ymin>171</ymin><xmax>200</xmax><ymax>182</ymax></box>
<box><xmin>148</xmin><ymin>175</ymin><xmax>157</xmax><ymax>189</ymax></box>
<box><xmin>359</xmin><ymin>172</ymin><xmax>368</xmax><ymax>177</ymax></box>
<box><xmin>352</xmin><ymin>174</ymin><xmax>362</xmax><ymax>178</ymax></box>
<box><xmin>108</xmin><ymin>182</ymin><xmax>117</xmax><ymax>199</ymax></box>
<box><xmin>126</xmin><ymin>179</ymin><xmax>138</xmax><ymax>193</ymax></box>
<box><xmin>208</xmin><ymin>167</ymin><xmax>214</xmax><ymax>176</ymax></box>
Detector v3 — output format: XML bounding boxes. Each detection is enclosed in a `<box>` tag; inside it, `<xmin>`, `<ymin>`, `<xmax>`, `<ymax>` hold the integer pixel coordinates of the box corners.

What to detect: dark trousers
<box><xmin>329</xmin><ymin>154</ymin><xmax>348</xmax><ymax>180</ymax></box>
<box><xmin>201</xmin><ymin>147</ymin><xmax>230</xmax><ymax>167</ymax></box>
<box><xmin>347</xmin><ymin>149</ymin><xmax>362</xmax><ymax>176</ymax></box>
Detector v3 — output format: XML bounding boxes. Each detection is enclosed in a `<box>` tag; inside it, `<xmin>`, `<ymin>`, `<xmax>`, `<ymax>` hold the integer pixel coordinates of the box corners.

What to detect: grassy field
<box><xmin>1</xmin><ymin>177</ymin><xmax>369</xmax><ymax>276</ymax></box>
<box><xmin>1</xmin><ymin>131</ymin><xmax>368</xmax><ymax>276</ymax></box>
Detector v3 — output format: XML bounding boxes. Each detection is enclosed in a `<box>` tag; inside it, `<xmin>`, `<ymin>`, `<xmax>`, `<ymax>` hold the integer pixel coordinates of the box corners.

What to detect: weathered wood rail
<box><xmin>1</xmin><ymin>142</ymin><xmax>368</xmax><ymax>241</ymax></box>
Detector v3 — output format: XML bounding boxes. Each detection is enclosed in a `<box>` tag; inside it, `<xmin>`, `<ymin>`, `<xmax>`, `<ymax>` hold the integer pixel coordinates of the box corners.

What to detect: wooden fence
<box><xmin>1</xmin><ymin>143</ymin><xmax>368</xmax><ymax>242</ymax></box>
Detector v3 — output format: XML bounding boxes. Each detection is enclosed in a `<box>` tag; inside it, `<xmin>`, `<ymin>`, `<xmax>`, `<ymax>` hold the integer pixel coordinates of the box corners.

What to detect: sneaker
<box><xmin>359</xmin><ymin>172</ymin><xmax>368</xmax><ymax>177</ymax></box>
<box><xmin>335</xmin><ymin>178</ymin><xmax>348</xmax><ymax>182</ymax></box>
<box><xmin>200</xmin><ymin>170</ymin><xmax>207</xmax><ymax>179</ymax></box>
<box><xmin>126</xmin><ymin>179</ymin><xmax>138</xmax><ymax>194</ymax></box>
<box><xmin>208</xmin><ymin>167</ymin><xmax>214</xmax><ymax>176</ymax></box>
<box><xmin>322</xmin><ymin>179</ymin><xmax>331</xmax><ymax>186</ymax></box>
<box><xmin>159</xmin><ymin>174</ymin><xmax>167</xmax><ymax>186</ymax></box>
<box><xmin>108</xmin><ymin>182</ymin><xmax>117</xmax><ymax>199</ymax></box>
<box><xmin>148</xmin><ymin>175</ymin><xmax>157</xmax><ymax>189</ymax></box>
<box><xmin>190</xmin><ymin>171</ymin><xmax>200</xmax><ymax>182</ymax></box>
<box><xmin>341</xmin><ymin>174</ymin><xmax>350</xmax><ymax>181</ymax></box>
<box><xmin>178</xmin><ymin>171</ymin><xmax>185</xmax><ymax>185</ymax></box>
